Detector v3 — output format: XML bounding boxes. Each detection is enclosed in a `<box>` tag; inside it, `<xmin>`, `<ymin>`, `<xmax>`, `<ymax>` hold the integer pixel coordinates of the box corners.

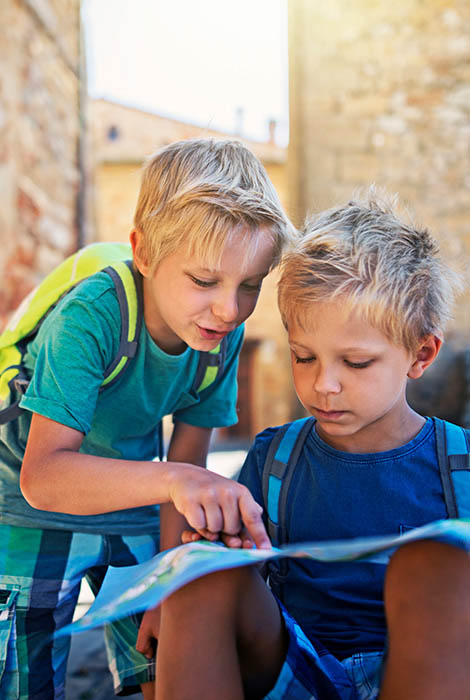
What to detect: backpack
<box><xmin>262</xmin><ymin>416</ymin><xmax>470</xmax><ymax>548</ymax></box>
<box><xmin>0</xmin><ymin>242</ymin><xmax>227</xmax><ymax>443</ymax></box>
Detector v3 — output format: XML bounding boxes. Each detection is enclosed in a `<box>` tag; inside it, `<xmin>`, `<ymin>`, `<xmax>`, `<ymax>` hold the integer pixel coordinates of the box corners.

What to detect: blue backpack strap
<box><xmin>433</xmin><ymin>417</ymin><xmax>470</xmax><ymax>518</ymax></box>
<box><xmin>192</xmin><ymin>337</ymin><xmax>227</xmax><ymax>396</ymax></box>
<box><xmin>262</xmin><ymin>417</ymin><xmax>316</xmax><ymax>547</ymax></box>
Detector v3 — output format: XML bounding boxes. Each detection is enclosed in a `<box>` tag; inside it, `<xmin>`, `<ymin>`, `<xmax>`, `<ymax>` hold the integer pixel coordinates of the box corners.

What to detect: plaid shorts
<box><xmin>0</xmin><ymin>523</ymin><xmax>159</xmax><ymax>699</ymax></box>
<box><xmin>265</xmin><ymin>603</ymin><xmax>383</xmax><ymax>700</ymax></box>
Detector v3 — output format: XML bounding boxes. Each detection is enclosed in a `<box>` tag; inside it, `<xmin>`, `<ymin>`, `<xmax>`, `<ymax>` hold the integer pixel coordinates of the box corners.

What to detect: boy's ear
<box><xmin>130</xmin><ymin>229</ymin><xmax>150</xmax><ymax>277</ymax></box>
<box><xmin>407</xmin><ymin>335</ymin><xmax>442</xmax><ymax>379</ymax></box>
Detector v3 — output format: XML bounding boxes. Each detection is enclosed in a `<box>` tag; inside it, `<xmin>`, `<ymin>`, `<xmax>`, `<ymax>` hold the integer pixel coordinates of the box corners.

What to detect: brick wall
<box><xmin>0</xmin><ymin>0</ymin><xmax>83</xmax><ymax>325</ymax></box>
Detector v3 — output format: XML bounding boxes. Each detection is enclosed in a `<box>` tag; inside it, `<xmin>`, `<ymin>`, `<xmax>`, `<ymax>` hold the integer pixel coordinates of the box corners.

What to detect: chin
<box><xmin>189</xmin><ymin>337</ymin><xmax>221</xmax><ymax>352</ymax></box>
<box><xmin>316</xmin><ymin>422</ymin><xmax>355</xmax><ymax>437</ymax></box>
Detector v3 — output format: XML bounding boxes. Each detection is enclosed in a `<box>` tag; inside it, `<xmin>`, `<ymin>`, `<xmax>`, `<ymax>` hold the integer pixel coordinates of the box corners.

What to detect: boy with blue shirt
<box><xmin>0</xmin><ymin>138</ymin><xmax>291</xmax><ymax>698</ymax></box>
<box><xmin>150</xmin><ymin>190</ymin><xmax>470</xmax><ymax>699</ymax></box>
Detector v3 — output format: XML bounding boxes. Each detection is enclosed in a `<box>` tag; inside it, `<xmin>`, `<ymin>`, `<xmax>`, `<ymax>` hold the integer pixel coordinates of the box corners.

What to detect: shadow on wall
<box><xmin>407</xmin><ymin>335</ymin><xmax>470</xmax><ymax>428</ymax></box>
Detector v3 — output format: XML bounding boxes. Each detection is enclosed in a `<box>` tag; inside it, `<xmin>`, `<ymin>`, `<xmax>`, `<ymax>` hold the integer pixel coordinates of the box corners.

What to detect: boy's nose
<box><xmin>212</xmin><ymin>292</ymin><xmax>239</xmax><ymax>323</ymax></box>
<box><xmin>313</xmin><ymin>366</ymin><xmax>341</xmax><ymax>394</ymax></box>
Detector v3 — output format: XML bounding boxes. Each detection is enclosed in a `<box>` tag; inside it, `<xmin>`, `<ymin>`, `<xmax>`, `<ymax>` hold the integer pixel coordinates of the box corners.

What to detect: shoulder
<box><xmin>54</xmin><ymin>271</ymin><xmax>121</xmax><ymax>327</ymax></box>
<box><xmin>63</xmin><ymin>270</ymin><xmax>120</xmax><ymax>307</ymax></box>
<box><xmin>246</xmin><ymin>422</ymin><xmax>297</xmax><ymax>467</ymax></box>
<box><xmin>239</xmin><ymin>422</ymin><xmax>300</xmax><ymax>496</ymax></box>
<box><xmin>431</xmin><ymin>416</ymin><xmax>470</xmax><ymax>453</ymax></box>
<box><xmin>35</xmin><ymin>271</ymin><xmax>122</xmax><ymax>354</ymax></box>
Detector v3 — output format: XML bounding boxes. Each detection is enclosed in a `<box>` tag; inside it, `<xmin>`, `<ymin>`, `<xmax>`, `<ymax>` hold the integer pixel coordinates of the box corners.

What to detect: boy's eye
<box><xmin>190</xmin><ymin>275</ymin><xmax>215</xmax><ymax>288</ymax></box>
<box><xmin>241</xmin><ymin>281</ymin><xmax>263</xmax><ymax>293</ymax></box>
<box><xmin>345</xmin><ymin>360</ymin><xmax>373</xmax><ymax>369</ymax></box>
<box><xmin>293</xmin><ymin>354</ymin><xmax>314</xmax><ymax>364</ymax></box>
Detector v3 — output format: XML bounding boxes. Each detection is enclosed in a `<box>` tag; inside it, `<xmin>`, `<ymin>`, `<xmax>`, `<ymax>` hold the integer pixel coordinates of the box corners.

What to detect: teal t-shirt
<box><xmin>0</xmin><ymin>271</ymin><xmax>243</xmax><ymax>534</ymax></box>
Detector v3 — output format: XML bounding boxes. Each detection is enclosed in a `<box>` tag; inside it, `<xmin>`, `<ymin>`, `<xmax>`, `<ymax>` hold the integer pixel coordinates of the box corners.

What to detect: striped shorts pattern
<box><xmin>0</xmin><ymin>523</ymin><xmax>159</xmax><ymax>699</ymax></box>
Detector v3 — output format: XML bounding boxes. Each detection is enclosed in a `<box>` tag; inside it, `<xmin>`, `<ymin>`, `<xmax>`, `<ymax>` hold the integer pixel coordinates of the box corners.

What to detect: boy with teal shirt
<box><xmin>149</xmin><ymin>189</ymin><xmax>470</xmax><ymax>700</ymax></box>
<box><xmin>0</xmin><ymin>138</ymin><xmax>294</xmax><ymax>698</ymax></box>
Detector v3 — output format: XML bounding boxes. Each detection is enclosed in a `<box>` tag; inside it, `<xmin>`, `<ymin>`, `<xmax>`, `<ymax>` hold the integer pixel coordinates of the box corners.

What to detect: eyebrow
<box><xmin>288</xmin><ymin>340</ymin><xmax>313</xmax><ymax>351</ymax></box>
<box><xmin>289</xmin><ymin>340</ymin><xmax>379</xmax><ymax>354</ymax></box>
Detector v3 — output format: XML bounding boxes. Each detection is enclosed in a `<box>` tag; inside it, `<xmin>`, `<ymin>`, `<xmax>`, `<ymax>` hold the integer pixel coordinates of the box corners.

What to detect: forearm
<box><xmin>20</xmin><ymin>415</ymin><xmax>271</xmax><ymax>548</ymax></box>
<box><xmin>20</xmin><ymin>447</ymin><xmax>189</xmax><ymax>515</ymax></box>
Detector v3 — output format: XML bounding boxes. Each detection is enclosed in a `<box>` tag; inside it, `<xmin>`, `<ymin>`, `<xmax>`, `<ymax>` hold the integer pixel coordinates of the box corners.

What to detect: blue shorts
<box><xmin>0</xmin><ymin>524</ymin><xmax>159</xmax><ymax>699</ymax></box>
<box><xmin>265</xmin><ymin>603</ymin><xmax>384</xmax><ymax>700</ymax></box>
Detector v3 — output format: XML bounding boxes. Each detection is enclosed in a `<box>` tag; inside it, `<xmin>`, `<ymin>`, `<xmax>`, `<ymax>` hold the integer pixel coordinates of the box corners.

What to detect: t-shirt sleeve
<box><xmin>173</xmin><ymin>324</ymin><xmax>245</xmax><ymax>429</ymax></box>
<box><xmin>20</xmin><ymin>278</ymin><xmax>120</xmax><ymax>435</ymax></box>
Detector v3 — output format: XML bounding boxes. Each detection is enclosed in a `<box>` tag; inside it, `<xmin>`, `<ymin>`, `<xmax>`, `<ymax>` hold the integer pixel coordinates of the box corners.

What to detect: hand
<box><xmin>181</xmin><ymin>528</ymin><xmax>259</xmax><ymax>549</ymax></box>
<box><xmin>168</xmin><ymin>466</ymin><xmax>271</xmax><ymax>549</ymax></box>
<box><xmin>136</xmin><ymin>605</ymin><xmax>161</xmax><ymax>659</ymax></box>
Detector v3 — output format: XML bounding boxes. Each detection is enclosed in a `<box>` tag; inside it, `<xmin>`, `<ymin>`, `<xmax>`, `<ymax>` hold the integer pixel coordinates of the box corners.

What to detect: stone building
<box><xmin>0</xmin><ymin>0</ymin><xmax>87</xmax><ymax>325</ymax></box>
<box><xmin>288</xmin><ymin>0</ymin><xmax>470</xmax><ymax>425</ymax></box>
<box><xmin>91</xmin><ymin>98</ymin><xmax>295</xmax><ymax>440</ymax></box>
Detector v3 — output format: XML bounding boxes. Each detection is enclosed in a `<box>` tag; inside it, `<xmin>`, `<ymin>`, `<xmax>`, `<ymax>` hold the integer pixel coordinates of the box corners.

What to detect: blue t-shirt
<box><xmin>238</xmin><ymin>418</ymin><xmax>448</xmax><ymax>659</ymax></box>
<box><xmin>0</xmin><ymin>271</ymin><xmax>243</xmax><ymax>534</ymax></box>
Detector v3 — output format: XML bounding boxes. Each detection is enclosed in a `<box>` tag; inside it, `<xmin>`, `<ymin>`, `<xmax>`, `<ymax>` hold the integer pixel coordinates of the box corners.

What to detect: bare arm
<box><xmin>20</xmin><ymin>413</ymin><xmax>270</xmax><ymax>548</ymax></box>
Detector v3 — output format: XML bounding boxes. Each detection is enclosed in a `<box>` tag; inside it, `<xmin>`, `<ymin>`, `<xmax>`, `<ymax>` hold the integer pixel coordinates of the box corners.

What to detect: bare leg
<box><xmin>380</xmin><ymin>540</ymin><xmax>470</xmax><ymax>700</ymax></box>
<box><xmin>155</xmin><ymin>566</ymin><xmax>287</xmax><ymax>700</ymax></box>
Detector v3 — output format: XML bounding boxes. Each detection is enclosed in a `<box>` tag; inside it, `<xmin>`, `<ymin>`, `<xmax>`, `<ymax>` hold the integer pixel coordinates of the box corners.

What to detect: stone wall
<box><xmin>0</xmin><ymin>0</ymin><xmax>83</xmax><ymax>325</ymax></box>
<box><xmin>288</xmin><ymin>0</ymin><xmax>469</xmax><ymax>333</ymax></box>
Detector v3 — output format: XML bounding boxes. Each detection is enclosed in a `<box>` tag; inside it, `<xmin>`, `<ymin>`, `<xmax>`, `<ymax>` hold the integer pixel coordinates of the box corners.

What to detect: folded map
<box><xmin>56</xmin><ymin>518</ymin><xmax>470</xmax><ymax>639</ymax></box>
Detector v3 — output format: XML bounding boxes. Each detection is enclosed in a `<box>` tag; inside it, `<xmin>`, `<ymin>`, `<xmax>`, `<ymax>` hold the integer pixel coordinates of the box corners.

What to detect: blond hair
<box><xmin>278</xmin><ymin>188</ymin><xmax>462</xmax><ymax>351</ymax></box>
<box><xmin>133</xmin><ymin>138</ymin><xmax>295</xmax><ymax>270</ymax></box>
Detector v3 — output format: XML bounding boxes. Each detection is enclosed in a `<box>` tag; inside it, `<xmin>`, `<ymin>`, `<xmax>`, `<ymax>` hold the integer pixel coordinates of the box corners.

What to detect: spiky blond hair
<box><xmin>278</xmin><ymin>188</ymin><xmax>462</xmax><ymax>351</ymax></box>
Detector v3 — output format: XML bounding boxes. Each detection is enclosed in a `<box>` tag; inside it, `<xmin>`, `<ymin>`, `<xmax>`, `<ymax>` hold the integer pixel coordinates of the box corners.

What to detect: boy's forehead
<box><xmin>287</xmin><ymin>301</ymin><xmax>337</xmax><ymax>334</ymax></box>
<box><xmin>287</xmin><ymin>300</ymin><xmax>391</xmax><ymax>347</ymax></box>
<box><xmin>191</xmin><ymin>225</ymin><xmax>276</xmax><ymax>272</ymax></box>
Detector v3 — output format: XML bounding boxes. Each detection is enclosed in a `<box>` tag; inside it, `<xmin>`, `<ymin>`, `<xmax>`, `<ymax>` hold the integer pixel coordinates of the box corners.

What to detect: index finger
<box><xmin>238</xmin><ymin>491</ymin><xmax>271</xmax><ymax>549</ymax></box>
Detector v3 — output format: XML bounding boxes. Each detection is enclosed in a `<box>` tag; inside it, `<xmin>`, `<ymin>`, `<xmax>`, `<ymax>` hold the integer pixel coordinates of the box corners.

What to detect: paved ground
<box><xmin>65</xmin><ymin>449</ymin><xmax>247</xmax><ymax>699</ymax></box>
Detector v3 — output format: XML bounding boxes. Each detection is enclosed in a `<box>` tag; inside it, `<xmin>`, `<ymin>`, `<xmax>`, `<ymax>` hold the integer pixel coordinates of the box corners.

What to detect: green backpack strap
<box><xmin>191</xmin><ymin>338</ymin><xmax>228</xmax><ymax>396</ymax></box>
<box><xmin>0</xmin><ymin>243</ymin><xmax>142</xmax><ymax>424</ymax></box>
<box><xmin>262</xmin><ymin>417</ymin><xmax>316</xmax><ymax>547</ymax></box>
<box><xmin>433</xmin><ymin>416</ymin><xmax>470</xmax><ymax>518</ymax></box>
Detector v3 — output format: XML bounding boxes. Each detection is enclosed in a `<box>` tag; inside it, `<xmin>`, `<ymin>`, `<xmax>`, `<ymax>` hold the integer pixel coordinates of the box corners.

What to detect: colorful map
<box><xmin>56</xmin><ymin>518</ymin><xmax>470</xmax><ymax>639</ymax></box>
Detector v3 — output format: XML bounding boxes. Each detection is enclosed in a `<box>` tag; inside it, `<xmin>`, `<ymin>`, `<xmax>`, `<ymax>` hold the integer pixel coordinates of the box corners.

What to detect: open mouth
<box><xmin>197</xmin><ymin>326</ymin><xmax>230</xmax><ymax>340</ymax></box>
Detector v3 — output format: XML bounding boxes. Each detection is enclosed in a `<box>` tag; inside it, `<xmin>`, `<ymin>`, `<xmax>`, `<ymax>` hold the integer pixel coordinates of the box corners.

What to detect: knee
<box><xmin>384</xmin><ymin>540</ymin><xmax>470</xmax><ymax>625</ymax></box>
<box><xmin>162</xmin><ymin>566</ymin><xmax>251</xmax><ymax>619</ymax></box>
<box><xmin>386</xmin><ymin>539</ymin><xmax>469</xmax><ymax>587</ymax></box>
